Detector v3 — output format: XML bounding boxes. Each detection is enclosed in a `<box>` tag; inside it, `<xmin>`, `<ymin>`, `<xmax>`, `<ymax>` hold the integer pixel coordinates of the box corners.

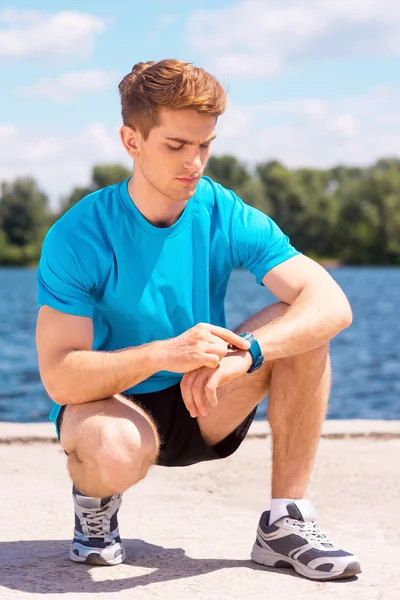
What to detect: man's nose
<box><xmin>183</xmin><ymin>148</ymin><xmax>202</xmax><ymax>172</ymax></box>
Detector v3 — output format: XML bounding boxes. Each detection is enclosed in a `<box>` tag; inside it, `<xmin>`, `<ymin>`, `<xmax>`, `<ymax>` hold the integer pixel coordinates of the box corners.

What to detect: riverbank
<box><xmin>0</xmin><ymin>419</ymin><xmax>399</xmax><ymax>443</ymax></box>
<box><xmin>1</xmin><ymin>421</ymin><xmax>399</xmax><ymax>599</ymax></box>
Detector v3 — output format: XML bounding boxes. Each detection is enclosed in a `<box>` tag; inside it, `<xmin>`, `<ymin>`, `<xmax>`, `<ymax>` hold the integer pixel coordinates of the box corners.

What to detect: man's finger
<box><xmin>204</xmin><ymin>380</ymin><xmax>218</xmax><ymax>407</ymax></box>
<box><xmin>209</xmin><ymin>342</ymin><xmax>229</xmax><ymax>360</ymax></box>
<box><xmin>205</xmin><ymin>368</ymin><xmax>223</xmax><ymax>406</ymax></box>
<box><xmin>208</xmin><ymin>325</ymin><xmax>250</xmax><ymax>350</ymax></box>
<box><xmin>203</xmin><ymin>353</ymin><xmax>221</xmax><ymax>369</ymax></box>
<box><xmin>192</xmin><ymin>373</ymin><xmax>210</xmax><ymax>417</ymax></box>
<box><xmin>180</xmin><ymin>373</ymin><xmax>198</xmax><ymax>418</ymax></box>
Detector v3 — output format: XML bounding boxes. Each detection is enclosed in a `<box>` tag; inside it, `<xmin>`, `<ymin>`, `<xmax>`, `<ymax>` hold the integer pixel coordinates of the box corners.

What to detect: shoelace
<box><xmin>80</xmin><ymin>506</ymin><xmax>112</xmax><ymax>539</ymax></box>
<box><xmin>75</xmin><ymin>496</ymin><xmax>117</xmax><ymax>541</ymax></box>
<box><xmin>289</xmin><ymin>519</ymin><xmax>332</xmax><ymax>546</ymax></box>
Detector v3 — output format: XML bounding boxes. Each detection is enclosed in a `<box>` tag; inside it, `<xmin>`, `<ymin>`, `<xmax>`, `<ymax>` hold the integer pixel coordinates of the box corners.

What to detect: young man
<box><xmin>36</xmin><ymin>59</ymin><xmax>360</xmax><ymax>581</ymax></box>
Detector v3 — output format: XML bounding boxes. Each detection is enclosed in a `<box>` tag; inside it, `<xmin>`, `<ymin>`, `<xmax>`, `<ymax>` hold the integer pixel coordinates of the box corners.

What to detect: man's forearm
<box><xmin>253</xmin><ymin>284</ymin><xmax>352</xmax><ymax>361</ymax></box>
<box><xmin>49</xmin><ymin>341</ymin><xmax>167</xmax><ymax>405</ymax></box>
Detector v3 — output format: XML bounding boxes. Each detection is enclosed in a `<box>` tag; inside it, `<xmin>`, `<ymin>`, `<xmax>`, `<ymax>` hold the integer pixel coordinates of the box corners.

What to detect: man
<box><xmin>36</xmin><ymin>59</ymin><xmax>360</xmax><ymax>581</ymax></box>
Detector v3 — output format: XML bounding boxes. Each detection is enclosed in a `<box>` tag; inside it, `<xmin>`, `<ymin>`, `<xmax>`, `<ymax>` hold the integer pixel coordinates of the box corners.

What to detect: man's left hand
<box><xmin>180</xmin><ymin>348</ymin><xmax>252</xmax><ymax>418</ymax></box>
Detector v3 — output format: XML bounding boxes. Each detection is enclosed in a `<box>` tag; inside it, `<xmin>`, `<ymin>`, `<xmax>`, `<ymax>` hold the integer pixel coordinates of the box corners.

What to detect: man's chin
<box><xmin>169</xmin><ymin>183</ymin><xmax>198</xmax><ymax>201</ymax></box>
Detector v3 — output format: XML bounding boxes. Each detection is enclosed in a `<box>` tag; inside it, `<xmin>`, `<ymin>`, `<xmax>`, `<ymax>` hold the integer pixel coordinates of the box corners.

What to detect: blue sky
<box><xmin>1</xmin><ymin>0</ymin><xmax>399</xmax><ymax>207</ymax></box>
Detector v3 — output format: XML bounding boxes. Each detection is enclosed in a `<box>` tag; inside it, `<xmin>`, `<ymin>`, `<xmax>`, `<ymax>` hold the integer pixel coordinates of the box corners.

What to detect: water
<box><xmin>0</xmin><ymin>267</ymin><xmax>399</xmax><ymax>422</ymax></box>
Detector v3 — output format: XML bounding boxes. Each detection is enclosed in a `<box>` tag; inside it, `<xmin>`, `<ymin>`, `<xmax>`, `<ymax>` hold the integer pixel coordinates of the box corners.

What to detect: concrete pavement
<box><xmin>0</xmin><ymin>421</ymin><xmax>399</xmax><ymax>599</ymax></box>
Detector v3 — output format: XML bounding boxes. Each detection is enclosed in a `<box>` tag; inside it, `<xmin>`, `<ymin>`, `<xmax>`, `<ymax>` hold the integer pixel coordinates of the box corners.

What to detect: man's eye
<box><xmin>200</xmin><ymin>143</ymin><xmax>211</xmax><ymax>149</ymax></box>
<box><xmin>168</xmin><ymin>145</ymin><xmax>184</xmax><ymax>151</ymax></box>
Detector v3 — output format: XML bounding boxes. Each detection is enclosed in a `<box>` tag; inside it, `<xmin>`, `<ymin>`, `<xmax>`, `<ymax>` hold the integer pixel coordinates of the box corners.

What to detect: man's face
<box><xmin>123</xmin><ymin>108</ymin><xmax>217</xmax><ymax>202</ymax></box>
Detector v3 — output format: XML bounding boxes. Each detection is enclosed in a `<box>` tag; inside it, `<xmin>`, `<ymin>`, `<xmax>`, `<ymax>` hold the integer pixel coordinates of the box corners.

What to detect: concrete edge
<box><xmin>0</xmin><ymin>420</ymin><xmax>399</xmax><ymax>444</ymax></box>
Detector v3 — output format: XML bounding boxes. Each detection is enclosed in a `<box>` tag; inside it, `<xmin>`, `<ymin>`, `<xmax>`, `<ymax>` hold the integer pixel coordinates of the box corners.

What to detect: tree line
<box><xmin>0</xmin><ymin>157</ymin><xmax>399</xmax><ymax>266</ymax></box>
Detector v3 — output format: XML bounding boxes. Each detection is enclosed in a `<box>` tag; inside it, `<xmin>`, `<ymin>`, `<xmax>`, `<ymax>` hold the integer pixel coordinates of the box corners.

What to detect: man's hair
<box><xmin>118</xmin><ymin>59</ymin><xmax>227</xmax><ymax>139</ymax></box>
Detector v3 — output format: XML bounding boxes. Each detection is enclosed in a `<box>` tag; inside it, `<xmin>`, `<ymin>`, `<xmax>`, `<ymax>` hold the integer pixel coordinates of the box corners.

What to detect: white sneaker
<box><xmin>251</xmin><ymin>502</ymin><xmax>361</xmax><ymax>580</ymax></box>
<box><xmin>71</xmin><ymin>487</ymin><xmax>126</xmax><ymax>566</ymax></box>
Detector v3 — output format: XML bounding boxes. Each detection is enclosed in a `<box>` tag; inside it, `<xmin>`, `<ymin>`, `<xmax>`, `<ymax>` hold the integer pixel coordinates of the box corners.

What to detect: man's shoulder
<box><xmin>198</xmin><ymin>176</ymin><xmax>239</xmax><ymax>208</ymax></box>
<box><xmin>50</xmin><ymin>182</ymin><xmax>127</xmax><ymax>237</ymax></box>
<box><xmin>43</xmin><ymin>182</ymin><xmax>128</xmax><ymax>262</ymax></box>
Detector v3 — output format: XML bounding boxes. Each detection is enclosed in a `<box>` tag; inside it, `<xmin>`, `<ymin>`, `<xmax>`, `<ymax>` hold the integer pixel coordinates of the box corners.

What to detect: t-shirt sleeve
<box><xmin>228</xmin><ymin>191</ymin><xmax>300</xmax><ymax>285</ymax></box>
<box><xmin>37</xmin><ymin>225</ymin><xmax>95</xmax><ymax>318</ymax></box>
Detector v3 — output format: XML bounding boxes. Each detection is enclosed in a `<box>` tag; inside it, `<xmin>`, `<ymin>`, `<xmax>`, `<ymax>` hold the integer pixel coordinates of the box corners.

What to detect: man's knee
<box><xmin>62</xmin><ymin>406</ymin><xmax>159</xmax><ymax>496</ymax></box>
<box><xmin>234</xmin><ymin>301</ymin><xmax>289</xmax><ymax>335</ymax></box>
<box><xmin>276</xmin><ymin>342</ymin><xmax>330</xmax><ymax>375</ymax></box>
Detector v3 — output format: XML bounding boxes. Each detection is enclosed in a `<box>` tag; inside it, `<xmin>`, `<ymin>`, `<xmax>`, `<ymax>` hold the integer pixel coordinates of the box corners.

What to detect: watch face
<box><xmin>240</xmin><ymin>332</ymin><xmax>252</xmax><ymax>340</ymax></box>
<box><xmin>240</xmin><ymin>332</ymin><xmax>263</xmax><ymax>372</ymax></box>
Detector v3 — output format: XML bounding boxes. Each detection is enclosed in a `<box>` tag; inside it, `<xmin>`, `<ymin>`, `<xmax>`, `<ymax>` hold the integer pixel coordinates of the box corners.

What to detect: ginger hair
<box><xmin>118</xmin><ymin>59</ymin><xmax>227</xmax><ymax>139</ymax></box>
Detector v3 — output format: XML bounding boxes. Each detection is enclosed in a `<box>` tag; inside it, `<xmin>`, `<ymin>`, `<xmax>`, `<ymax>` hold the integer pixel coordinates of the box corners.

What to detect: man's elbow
<box><xmin>40</xmin><ymin>374</ymin><xmax>71</xmax><ymax>406</ymax></box>
<box><xmin>334</xmin><ymin>297</ymin><xmax>353</xmax><ymax>331</ymax></box>
<box><xmin>45</xmin><ymin>383</ymin><xmax>70</xmax><ymax>406</ymax></box>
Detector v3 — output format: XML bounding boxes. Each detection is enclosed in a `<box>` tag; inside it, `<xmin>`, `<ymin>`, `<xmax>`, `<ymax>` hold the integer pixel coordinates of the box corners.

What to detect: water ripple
<box><xmin>0</xmin><ymin>266</ymin><xmax>399</xmax><ymax>422</ymax></box>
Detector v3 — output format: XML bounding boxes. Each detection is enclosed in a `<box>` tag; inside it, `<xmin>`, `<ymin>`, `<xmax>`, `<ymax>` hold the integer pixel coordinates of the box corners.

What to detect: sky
<box><xmin>1</xmin><ymin>0</ymin><xmax>400</xmax><ymax>208</ymax></box>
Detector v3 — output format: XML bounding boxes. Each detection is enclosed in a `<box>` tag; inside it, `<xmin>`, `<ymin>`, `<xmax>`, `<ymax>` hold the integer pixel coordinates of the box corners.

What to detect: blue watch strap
<box><xmin>239</xmin><ymin>332</ymin><xmax>264</xmax><ymax>373</ymax></box>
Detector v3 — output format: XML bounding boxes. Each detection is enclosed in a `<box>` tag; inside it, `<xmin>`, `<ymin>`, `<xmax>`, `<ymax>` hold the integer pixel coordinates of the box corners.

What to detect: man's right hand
<box><xmin>158</xmin><ymin>323</ymin><xmax>251</xmax><ymax>374</ymax></box>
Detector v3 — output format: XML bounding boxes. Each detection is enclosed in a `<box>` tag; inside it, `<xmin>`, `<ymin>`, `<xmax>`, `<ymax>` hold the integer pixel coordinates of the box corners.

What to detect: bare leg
<box><xmin>60</xmin><ymin>394</ymin><xmax>160</xmax><ymax>497</ymax></box>
<box><xmin>198</xmin><ymin>302</ymin><xmax>331</xmax><ymax>499</ymax></box>
<box><xmin>268</xmin><ymin>344</ymin><xmax>330</xmax><ymax>498</ymax></box>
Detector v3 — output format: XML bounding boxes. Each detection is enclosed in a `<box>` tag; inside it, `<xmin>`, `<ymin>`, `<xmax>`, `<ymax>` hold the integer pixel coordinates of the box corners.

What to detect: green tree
<box><xmin>1</xmin><ymin>156</ymin><xmax>400</xmax><ymax>267</ymax></box>
<box><xmin>0</xmin><ymin>177</ymin><xmax>52</xmax><ymax>265</ymax></box>
<box><xmin>255</xmin><ymin>162</ymin><xmax>344</xmax><ymax>258</ymax></box>
<box><xmin>0</xmin><ymin>178</ymin><xmax>50</xmax><ymax>246</ymax></box>
<box><xmin>205</xmin><ymin>154</ymin><xmax>271</xmax><ymax>213</ymax></box>
<box><xmin>92</xmin><ymin>164</ymin><xmax>131</xmax><ymax>189</ymax></box>
<box><xmin>0</xmin><ymin>230</ymin><xmax>8</xmax><ymax>263</ymax></box>
<box><xmin>60</xmin><ymin>164</ymin><xmax>132</xmax><ymax>214</ymax></box>
<box><xmin>371</xmin><ymin>157</ymin><xmax>400</xmax><ymax>174</ymax></box>
<box><xmin>293</xmin><ymin>168</ymin><xmax>340</xmax><ymax>258</ymax></box>
<box><xmin>338</xmin><ymin>169</ymin><xmax>400</xmax><ymax>264</ymax></box>
<box><xmin>205</xmin><ymin>155</ymin><xmax>251</xmax><ymax>190</ymax></box>
<box><xmin>61</xmin><ymin>186</ymin><xmax>92</xmax><ymax>213</ymax></box>
<box><xmin>236</xmin><ymin>177</ymin><xmax>271</xmax><ymax>213</ymax></box>
<box><xmin>256</xmin><ymin>161</ymin><xmax>306</xmax><ymax>234</ymax></box>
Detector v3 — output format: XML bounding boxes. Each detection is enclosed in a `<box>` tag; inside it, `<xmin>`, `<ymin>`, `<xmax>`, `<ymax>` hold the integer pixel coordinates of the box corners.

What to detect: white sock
<box><xmin>269</xmin><ymin>498</ymin><xmax>315</xmax><ymax>525</ymax></box>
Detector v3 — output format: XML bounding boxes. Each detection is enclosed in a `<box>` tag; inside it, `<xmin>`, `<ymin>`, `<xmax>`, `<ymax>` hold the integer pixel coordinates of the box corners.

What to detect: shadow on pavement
<box><xmin>0</xmin><ymin>539</ymin><xmax>358</xmax><ymax>594</ymax></box>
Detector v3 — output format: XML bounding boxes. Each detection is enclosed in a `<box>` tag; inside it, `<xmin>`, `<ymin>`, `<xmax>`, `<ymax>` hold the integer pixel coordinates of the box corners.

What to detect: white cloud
<box><xmin>24</xmin><ymin>140</ymin><xmax>61</xmax><ymax>161</ymax></box>
<box><xmin>328</xmin><ymin>115</ymin><xmax>357</xmax><ymax>137</ymax></box>
<box><xmin>83</xmin><ymin>124</ymin><xmax>121</xmax><ymax>158</ymax></box>
<box><xmin>147</xmin><ymin>13</ymin><xmax>179</xmax><ymax>42</ymax></box>
<box><xmin>23</xmin><ymin>70</ymin><xmax>116</xmax><ymax>102</ymax></box>
<box><xmin>0</xmin><ymin>9</ymin><xmax>39</xmax><ymax>25</ymax></box>
<box><xmin>214</xmin><ymin>53</ymin><xmax>280</xmax><ymax>78</ymax></box>
<box><xmin>214</xmin><ymin>86</ymin><xmax>400</xmax><ymax>168</ymax></box>
<box><xmin>188</xmin><ymin>0</ymin><xmax>400</xmax><ymax>79</ymax></box>
<box><xmin>0</xmin><ymin>9</ymin><xmax>106</xmax><ymax>60</ymax></box>
<box><xmin>0</xmin><ymin>124</ymin><xmax>16</xmax><ymax>136</ymax></box>
<box><xmin>0</xmin><ymin>123</ymin><xmax>129</xmax><ymax>210</ymax></box>
<box><xmin>157</xmin><ymin>14</ymin><xmax>179</xmax><ymax>28</ymax></box>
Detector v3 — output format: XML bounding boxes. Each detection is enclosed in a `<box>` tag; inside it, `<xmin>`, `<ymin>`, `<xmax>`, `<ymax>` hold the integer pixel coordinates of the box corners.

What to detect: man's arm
<box><xmin>180</xmin><ymin>254</ymin><xmax>351</xmax><ymax>418</ymax></box>
<box><xmin>255</xmin><ymin>254</ymin><xmax>352</xmax><ymax>360</ymax></box>
<box><xmin>36</xmin><ymin>306</ymin><xmax>250</xmax><ymax>406</ymax></box>
<box><xmin>36</xmin><ymin>306</ymin><xmax>165</xmax><ymax>405</ymax></box>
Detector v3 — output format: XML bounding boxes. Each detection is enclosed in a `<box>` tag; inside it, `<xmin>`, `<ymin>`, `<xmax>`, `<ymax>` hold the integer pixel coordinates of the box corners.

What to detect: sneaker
<box><xmin>251</xmin><ymin>502</ymin><xmax>361</xmax><ymax>580</ymax></box>
<box><xmin>71</xmin><ymin>487</ymin><xmax>126</xmax><ymax>565</ymax></box>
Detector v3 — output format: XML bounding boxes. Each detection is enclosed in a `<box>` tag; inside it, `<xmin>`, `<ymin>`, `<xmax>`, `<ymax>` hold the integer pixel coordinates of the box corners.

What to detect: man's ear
<box><xmin>119</xmin><ymin>126</ymin><xmax>140</xmax><ymax>158</ymax></box>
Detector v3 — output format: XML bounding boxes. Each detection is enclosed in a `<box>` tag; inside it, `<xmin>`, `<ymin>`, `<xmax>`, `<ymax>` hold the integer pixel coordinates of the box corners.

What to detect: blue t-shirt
<box><xmin>37</xmin><ymin>177</ymin><xmax>299</xmax><ymax>423</ymax></box>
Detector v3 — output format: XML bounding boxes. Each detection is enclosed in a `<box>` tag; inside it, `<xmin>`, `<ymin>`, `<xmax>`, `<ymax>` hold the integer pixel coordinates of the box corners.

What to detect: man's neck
<box><xmin>127</xmin><ymin>172</ymin><xmax>187</xmax><ymax>228</ymax></box>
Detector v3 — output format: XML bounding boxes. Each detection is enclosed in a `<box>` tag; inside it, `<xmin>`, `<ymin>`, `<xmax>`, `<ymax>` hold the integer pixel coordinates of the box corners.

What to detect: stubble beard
<box><xmin>143</xmin><ymin>167</ymin><xmax>196</xmax><ymax>203</ymax></box>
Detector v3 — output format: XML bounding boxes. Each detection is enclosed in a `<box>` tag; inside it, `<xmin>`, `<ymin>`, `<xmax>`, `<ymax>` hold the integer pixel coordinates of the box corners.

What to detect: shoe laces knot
<box><xmin>80</xmin><ymin>506</ymin><xmax>112</xmax><ymax>541</ymax></box>
<box><xmin>290</xmin><ymin>520</ymin><xmax>332</xmax><ymax>545</ymax></box>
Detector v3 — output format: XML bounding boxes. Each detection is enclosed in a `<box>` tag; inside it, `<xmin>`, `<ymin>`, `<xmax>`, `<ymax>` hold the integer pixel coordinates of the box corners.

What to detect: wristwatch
<box><xmin>239</xmin><ymin>332</ymin><xmax>264</xmax><ymax>373</ymax></box>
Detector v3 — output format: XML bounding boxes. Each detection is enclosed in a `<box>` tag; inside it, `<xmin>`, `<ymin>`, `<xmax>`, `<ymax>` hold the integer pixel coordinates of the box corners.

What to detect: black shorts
<box><xmin>57</xmin><ymin>383</ymin><xmax>256</xmax><ymax>468</ymax></box>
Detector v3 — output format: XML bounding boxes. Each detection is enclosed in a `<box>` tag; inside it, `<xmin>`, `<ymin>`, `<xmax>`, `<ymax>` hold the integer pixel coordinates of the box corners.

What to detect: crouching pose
<box><xmin>36</xmin><ymin>59</ymin><xmax>361</xmax><ymax>581</ymax></box>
